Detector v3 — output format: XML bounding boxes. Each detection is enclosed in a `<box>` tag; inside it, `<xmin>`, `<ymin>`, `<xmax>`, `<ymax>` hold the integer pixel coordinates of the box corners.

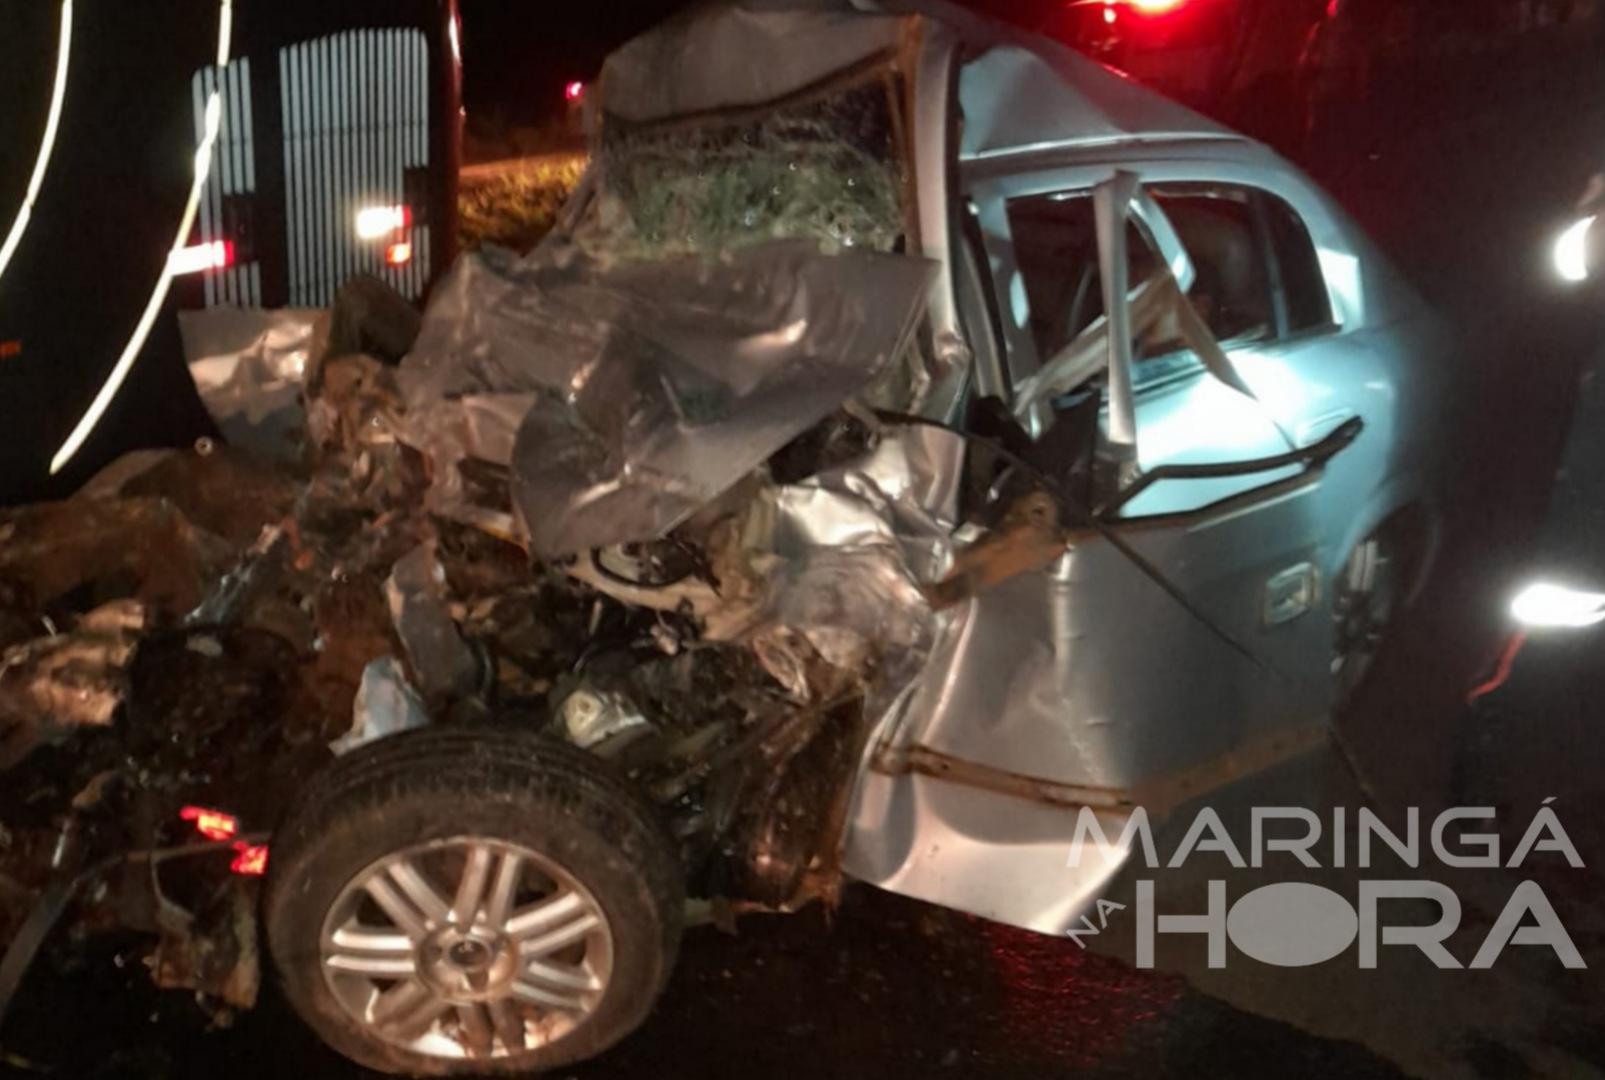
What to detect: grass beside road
<box><xmin>458</xmin><ymin>153</ymin><xmax>586</xmax><ymax>254</ymax></box>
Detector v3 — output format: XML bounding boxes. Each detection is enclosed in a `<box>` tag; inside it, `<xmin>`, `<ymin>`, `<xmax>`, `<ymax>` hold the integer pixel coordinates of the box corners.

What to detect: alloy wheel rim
<box><xmin>319</xmin><ymin>837</ymin><xmax>613</xmax><ymax>1061</ymax></box>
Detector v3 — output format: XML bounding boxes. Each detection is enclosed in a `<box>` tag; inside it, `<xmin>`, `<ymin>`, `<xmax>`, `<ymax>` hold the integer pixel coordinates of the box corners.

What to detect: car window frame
<box><xmin>967</xmin><ymin>162</ymin><xmax>1342</xmax><ymax>410</ymax></box>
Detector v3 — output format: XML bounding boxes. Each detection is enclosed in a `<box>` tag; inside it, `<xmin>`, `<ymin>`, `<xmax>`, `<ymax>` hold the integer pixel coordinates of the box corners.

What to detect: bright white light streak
<box><xmin>1554</xmin><ymin>216</ymin><xmax>1595</xmax><ymax>284</ymax></box>
<box><xmin>167</xmin><ymin>239</ymin><xmax>232</xmax><ymax>276</ymax></box>
<box><xmin>50</xmin><ymin>0</ymin><xmax>232</xmax><ymax>476</ymax></box>
<box><xmin>1510</xmin><ymin>581</ymin><xmax>1605</xmax><ymax>629</ymax></box>
<box><xmin>215</xmin><ymin>0</ymin><xmax>233</xmax><ymax>65</ymax></box>
<box><xmin>0</xmin><ymin>0</ymin><xmax>74</xmax><ymax>290</ymax></box>
<box><xmin>355</xmin><ymin>204</ymin><xmax>409</xmax><ymax>240</ymax></box>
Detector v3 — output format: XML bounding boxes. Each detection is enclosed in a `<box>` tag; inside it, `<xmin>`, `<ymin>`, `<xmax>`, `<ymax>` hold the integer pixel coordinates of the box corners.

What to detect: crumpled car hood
<box><xmin>400</xmin><ymin>241</ymin><xmax>935</xmax><ymax>558</ymax></box>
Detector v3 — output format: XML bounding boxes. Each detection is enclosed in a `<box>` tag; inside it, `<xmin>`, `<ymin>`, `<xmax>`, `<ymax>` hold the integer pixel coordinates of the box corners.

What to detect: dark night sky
<box><xmin>460</xmin><ymin>0</ymin><xmax>694</xmax><ymax>126</ymax></box>
<box><xmin>457</xmin><ymin>0</ymin><xmax>1050</xmax><ymax>128</ymax></box>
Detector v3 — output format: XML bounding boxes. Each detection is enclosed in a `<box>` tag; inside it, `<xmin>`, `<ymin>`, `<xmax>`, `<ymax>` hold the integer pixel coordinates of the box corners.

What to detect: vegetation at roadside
<box><xmin>458</xmin><ymin>154</ymin><xmax>587</xmax><ymax>254</ymax></box>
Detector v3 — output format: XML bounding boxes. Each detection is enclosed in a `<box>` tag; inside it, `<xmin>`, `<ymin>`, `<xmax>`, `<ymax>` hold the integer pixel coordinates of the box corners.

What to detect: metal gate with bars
<box><xmin>186</xmin><ymin>12</ymin><xmax>454</xmax><ymax>311</ymax></box>
<box><xmin>279</xmin><ymin>29</ymin><xmax>433</xmax><ymax>306</ymax></box>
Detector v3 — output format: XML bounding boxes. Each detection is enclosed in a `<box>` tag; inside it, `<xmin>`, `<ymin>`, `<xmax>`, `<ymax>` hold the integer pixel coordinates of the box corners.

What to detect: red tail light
<box><xmin>180</xmin><ymin>805</ymin><xmax>240</xmax><ymax>841</ymax></box>
<box><xmin>229</xmin><ymin>843</ymin><xmax>270</xmax><ymax>877</ymax></box>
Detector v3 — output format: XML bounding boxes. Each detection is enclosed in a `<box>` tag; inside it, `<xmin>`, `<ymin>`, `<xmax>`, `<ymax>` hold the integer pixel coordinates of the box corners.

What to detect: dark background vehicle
<box><xmin>0</xmin><ymin>0</ymin><xmax>461</xmax><ymax>507</ymax></box>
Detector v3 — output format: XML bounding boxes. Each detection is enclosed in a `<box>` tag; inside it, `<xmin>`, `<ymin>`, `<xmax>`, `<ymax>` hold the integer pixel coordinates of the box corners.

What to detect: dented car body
<box><xmin>0</xmin><ymin>0</ymin><xmax>1448</xmax><ymax>1071</ymax></box>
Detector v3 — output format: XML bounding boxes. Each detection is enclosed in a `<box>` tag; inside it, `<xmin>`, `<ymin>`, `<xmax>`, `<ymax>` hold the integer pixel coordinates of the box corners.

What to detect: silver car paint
<box><xmin>840</xmin><ymin>27</ymin><xmax>1449</xmax><ymax>934</ymax></box>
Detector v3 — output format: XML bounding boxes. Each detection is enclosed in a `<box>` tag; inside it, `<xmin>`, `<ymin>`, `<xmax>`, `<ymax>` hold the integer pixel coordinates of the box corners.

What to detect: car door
<box><xmin>844</xmin><ymin>161</ymin><xmax>1378</xmax><ymax>934</ymax></box>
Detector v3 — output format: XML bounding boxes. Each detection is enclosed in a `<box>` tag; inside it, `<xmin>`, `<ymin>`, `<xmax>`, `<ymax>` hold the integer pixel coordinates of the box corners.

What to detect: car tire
<box><xmin>263</xmin><ymin>727</ymin><xmax>683</xmax><ymax>1076</ymax></box>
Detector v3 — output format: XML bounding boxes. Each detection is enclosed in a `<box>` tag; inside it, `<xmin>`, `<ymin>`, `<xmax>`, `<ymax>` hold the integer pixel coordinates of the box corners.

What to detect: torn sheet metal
<box><xmin>689</xmin><ymin>425</ymin><xmax>963</xmax><ymax>908</ymax></box>
<box><xmin>756</xmin><ymin>547</ymin><xmax>933</xmax><ymax>713</ymax></box>
<box><xmin>179</xmin><ymin>307</ymin><xmax>327</xmax><ymax>465</ymax></box>
<box><xmin>598</xmin><ymin>2</ymin><xmax>911</xmax><ymax>124</ymax></box>
<box><xmin>401</xmin><ymin>241</ymin><xmax>935</xmax><ymax>558</ymax></box>
<box><xmin>385</xmin><ymin>544</ymin><xmax>480</xmax><ymax>707</ymax></box>
<box><xmin>763</xmin><ymin>421</ymin><xmax>961</xmax><ymax>567</ymax></box>
<box><xmin>749</xmin><ymin>424</ymin><xmax>962</xmax><ymax>721</ymax></box>
<box><xmin>332</xmin><ymin>658</ymin><xmax>431</xmax><ymax>757</ymax></box>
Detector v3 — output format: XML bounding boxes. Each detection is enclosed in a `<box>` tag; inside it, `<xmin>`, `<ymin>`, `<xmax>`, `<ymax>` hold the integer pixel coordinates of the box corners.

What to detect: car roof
<box><xmin>955</xmin><ymin>37</ymin><xmax>1240</xmax><ymax>161</ymax></box>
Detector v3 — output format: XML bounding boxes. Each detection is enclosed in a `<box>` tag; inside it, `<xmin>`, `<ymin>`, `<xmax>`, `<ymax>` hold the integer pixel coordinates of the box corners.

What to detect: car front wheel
<box><xmin>264</xmin><ymin>728</ymin><xmax>683</xmax><ymax>1076</ymax></box>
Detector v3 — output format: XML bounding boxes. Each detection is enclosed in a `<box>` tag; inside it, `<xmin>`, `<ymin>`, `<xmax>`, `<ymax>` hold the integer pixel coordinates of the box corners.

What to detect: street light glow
<box><xmin>1553</xmin><ymin>215</ymin><xmax>1595</xmax><ymax>283</ymax></box>
<box><xmin>1511</xmin><ymin>581</ymin><xmax>1605</xmax><ymax>629</ymax></box>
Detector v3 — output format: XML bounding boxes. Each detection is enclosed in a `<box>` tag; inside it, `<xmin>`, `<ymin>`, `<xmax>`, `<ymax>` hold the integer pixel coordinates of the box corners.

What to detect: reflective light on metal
<box><xmin>1510</xmin><ymin>581</ymin><xmax>1605</xmax><ymax>628</ymax></box>
<box><xmin>1554</xmin><ymin>215</ymin><xmax>1595</xmax><ymax>283</ymax></box>
<box><xmin>384</xmin><ymin>240</ymin><xmax>414</xmax><ymax>266</ymax></box>
<box><xmin>355</xmin><ymin>203</ymin><xmax>411</xmax><ymax>240</ymax></box>
<box><xmin>229</xmin><ymin>842</ymin><xmax>269</xmax><ymax>876</ymax></box>
<box><xmin>180</xmin><ymin>805</ymin><xmax>240</xmax><ymax>841</ymax></box>
<box><xmin>0</xmin><ymin>0</ymin><xmax>74</xmax><ymax>291</ymax></box>
<box><xmin>49</xmin><ymin>0</ymin><xmax>233</xmax><ymax>476</ymax></box>
<box><xmin>1315</xmin><ymin>247</ymin><xmax>1360</xmax><ymax>326</ymax></box>
<box><xmin>1466</xmin><ymin>631</ymin><xmax>1526</xmax><ymax>703</ymax></box>
<box><xmin>167</xmin><ymin>239</ymin><xmax>234</xmax><ymax>276</ymax></box>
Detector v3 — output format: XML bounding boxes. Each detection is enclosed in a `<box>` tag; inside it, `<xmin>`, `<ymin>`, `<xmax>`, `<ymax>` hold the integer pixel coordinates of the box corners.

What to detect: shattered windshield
<box><xmin>576</xmin><ymin>76</ymin><xmax>909</xmax><ymax>263</ymax></box>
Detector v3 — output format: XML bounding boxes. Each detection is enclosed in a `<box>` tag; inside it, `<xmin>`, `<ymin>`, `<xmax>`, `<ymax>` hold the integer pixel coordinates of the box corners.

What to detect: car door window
<box><xmin>1002</xmin><ymin>177</ymin><xmax>1327</xmax><ymax>517</ymax></box>
<box><xmin>1005</xmin><ymin>192</ymin><xmax>1162</xmax><ymax>373</ymax></box>
<box><xmin>1006</xmin><ymin>183</ymin><xmax>1330</xmax><ymax>396</ymax></box>
<box><xmin>1262</xmin><ymin>192</ymin><xmax>1334</xmax><ymax>333</ymax></box>
<box><xmin>1146</xmin><ymin>186</ymin><xmax>1275</xmax><ymax>346</ymax></box>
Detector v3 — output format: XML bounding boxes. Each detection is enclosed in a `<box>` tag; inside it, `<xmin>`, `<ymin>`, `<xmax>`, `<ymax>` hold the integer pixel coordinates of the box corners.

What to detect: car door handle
<box><xmin>1296</xmin><ymin>408</ymin><xmax>1358</xmax><ymax>448</ymax></box>
<box><xmin>1263</xmin><ymin>562</ymin><xmax>1318</xmax><ymax>626</ymax></box>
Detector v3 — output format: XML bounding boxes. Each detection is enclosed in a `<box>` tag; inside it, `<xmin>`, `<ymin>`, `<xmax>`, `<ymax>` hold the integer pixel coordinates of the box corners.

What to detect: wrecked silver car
<box><xmin>0</xmin><ymin>0</ymin><xmax>1448</xmax><ymax>1073</ymax></box>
